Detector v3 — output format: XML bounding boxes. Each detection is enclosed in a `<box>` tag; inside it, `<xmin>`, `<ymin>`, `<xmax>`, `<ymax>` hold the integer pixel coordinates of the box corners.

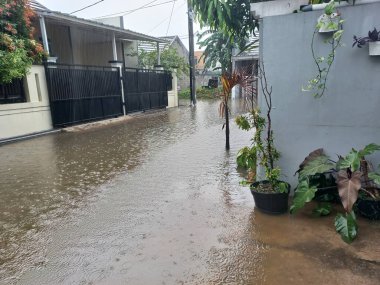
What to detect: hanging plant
<box><xmin>302</xmin><ymin>0</ymin><xmax>344</xmax><ymax>98</ymax></box>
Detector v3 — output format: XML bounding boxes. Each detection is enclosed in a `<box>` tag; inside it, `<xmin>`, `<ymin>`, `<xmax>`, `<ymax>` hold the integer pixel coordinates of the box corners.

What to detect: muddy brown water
<box><xmin>0</xmin><ymin>99</ymin><xmax>379</xmax><ymax>285</ymax></box>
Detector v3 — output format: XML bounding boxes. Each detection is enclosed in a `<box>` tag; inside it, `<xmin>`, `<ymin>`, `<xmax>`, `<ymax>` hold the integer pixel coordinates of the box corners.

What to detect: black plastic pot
<box><xmin>250</xmin><ymin>180</ymin><xmax>290</xmax><ymax>215</ymax></box>
<box><xmin>356</xmin><ymin>198</ymin><xmax>380</xmax><ymax>220</ymax></box>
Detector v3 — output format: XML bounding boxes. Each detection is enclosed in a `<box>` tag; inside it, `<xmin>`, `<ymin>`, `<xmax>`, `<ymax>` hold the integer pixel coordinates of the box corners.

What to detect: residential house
<box><xmin>139</xmin><ymin>35</ymin><xmax>190</xmax><ymax>91</ymax></box>
<box><xmin>194</xmin><ymin>50</ymin><xmax>220</xmax><ymax>89</ymax></box>
<box><xmin>0</xmin><ymin>1</ymin><xmax>175</xmax><ymax>142</ymax></box>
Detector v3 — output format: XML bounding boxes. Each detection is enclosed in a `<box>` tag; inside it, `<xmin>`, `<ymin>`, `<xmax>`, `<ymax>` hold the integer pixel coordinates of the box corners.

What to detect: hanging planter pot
<box><xmin>317</xmin><ymin>13</ymin><xmax>340</xmax><ymax>33</ymax></box>
<box><xmin>369</xmin><ymin>41</ymin><xmax>380</xmax><ymax>56</ymax></box>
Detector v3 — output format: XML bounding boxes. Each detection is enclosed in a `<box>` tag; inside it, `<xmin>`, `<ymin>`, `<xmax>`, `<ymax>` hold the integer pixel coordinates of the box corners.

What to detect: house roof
<box><xmin>159</xmin><ymin>36</ymin><xmax>189</xmax><ymax>55</ymax></box>
<box><xmin>138</xmin><ymin>36</ymin><xmax>189</xmax><ymax>56</ymax></box>
<box><xmin>31</xmin><ymin>1</ymin><xmax>166</xmax><ymax>43</ymax></box>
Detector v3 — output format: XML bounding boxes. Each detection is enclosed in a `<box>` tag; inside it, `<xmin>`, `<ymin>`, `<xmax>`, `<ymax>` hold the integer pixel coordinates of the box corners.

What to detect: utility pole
<box><xmin>187</xmin><ymin>0</ymin><xmax>196</xmax><ymax>106</ymax></box>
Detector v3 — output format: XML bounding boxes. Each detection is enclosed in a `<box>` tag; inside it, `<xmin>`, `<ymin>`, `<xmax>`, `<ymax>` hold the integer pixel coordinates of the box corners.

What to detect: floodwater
<box><xmin>0</xmin><ymin>99</ymin><xmax>379</xmax><ymax>285</ymax></box>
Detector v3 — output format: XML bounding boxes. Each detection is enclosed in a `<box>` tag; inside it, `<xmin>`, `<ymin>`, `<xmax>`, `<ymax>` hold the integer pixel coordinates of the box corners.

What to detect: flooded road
<box><xmin>1</xmin><ymin>99</ymin><xmax>379</xmax><ymax>284</ymax></box>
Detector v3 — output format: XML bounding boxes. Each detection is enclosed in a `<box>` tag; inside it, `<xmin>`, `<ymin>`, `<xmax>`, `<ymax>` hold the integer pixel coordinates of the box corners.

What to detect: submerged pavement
<box><xmin>0</xmin><ymin>99</ymin><xmax>379</xmax><ymax>284</ymax></box>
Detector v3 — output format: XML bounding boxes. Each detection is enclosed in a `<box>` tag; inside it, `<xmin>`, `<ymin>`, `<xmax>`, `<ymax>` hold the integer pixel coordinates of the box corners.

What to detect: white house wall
<box><xmin>0</xmin><ymin>66</ymin><xmax>53</xmax><ymax>140</ymax></box>
<box><xmin>167</xmin><ymin>71</ymin><xmax>178</xmax><ymax>108</ymax></box>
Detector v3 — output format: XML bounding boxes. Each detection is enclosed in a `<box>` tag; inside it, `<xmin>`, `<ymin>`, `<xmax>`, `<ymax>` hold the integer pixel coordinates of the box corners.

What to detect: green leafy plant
<box><xmin>302</xmin><ymin>0</ymin><xmax>344</xmax><ymax>98</ymax></box>
<box><xmin>291</xmin><ymin>143</ymin><xmax>380</xmax><ymax>243</ymax></box>
<box><xmin>0</xmin><ymin>0</ymin><xmax>46</xmax><ymax>84</ymax></box>
<box><xmin>137</xmin><ymin>46</ymin><xmax>189</xmax><ymax>78</ymax></box>
<box><xmin>236</xmin><ymin>63</ymin><xmax>287</xmax><ymax>193</ymax></box>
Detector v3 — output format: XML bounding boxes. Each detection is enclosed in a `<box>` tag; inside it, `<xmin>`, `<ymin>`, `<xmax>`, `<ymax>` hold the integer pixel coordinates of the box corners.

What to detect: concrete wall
<box><xmin>259</xmin><ymin>3</ymin><xmax>380</xmax><ymax>187</ymax></box>
<box><xmin>0</xmin><ymin>66</ymin><xmax>53</xmax><ymax>140</ymax></box>
<box><xmin>251</xmin><ymin>0</ymin><xmax>308</xmax><ymax>18</ymax></box>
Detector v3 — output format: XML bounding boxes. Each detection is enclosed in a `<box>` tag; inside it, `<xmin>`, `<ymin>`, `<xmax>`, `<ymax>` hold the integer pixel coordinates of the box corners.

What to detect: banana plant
<box><xmin>291</xmin><ymin>143</ymin><xmax>380</xmax><ymax>243</ymax></box>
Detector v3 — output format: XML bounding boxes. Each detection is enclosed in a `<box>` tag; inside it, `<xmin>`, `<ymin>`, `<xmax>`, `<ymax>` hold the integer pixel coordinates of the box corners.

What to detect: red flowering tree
<box><xmin>0</xmin><ymin>0</ymin><xmax>46</xmax><ymax>84</ymax></box>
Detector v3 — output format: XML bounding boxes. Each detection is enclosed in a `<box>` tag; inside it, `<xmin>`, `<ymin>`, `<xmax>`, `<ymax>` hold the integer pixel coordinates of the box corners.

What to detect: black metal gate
<box><xmin>45</xmin><ymin>63</ymin><xmax>123</xmax><ymax>127</ymax></box>
<box><xmin>123</xmin><ymin>68</ymin><xmax>172</xmax><ymax>113</ymax></box>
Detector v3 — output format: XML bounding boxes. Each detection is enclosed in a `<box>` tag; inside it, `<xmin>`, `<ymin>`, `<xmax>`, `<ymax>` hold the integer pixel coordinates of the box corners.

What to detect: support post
<box><xmin>187</xmin><ymin>0</ymin><xmax>196</xmax><ymax>106</ymax></box>
<box><xmin>157</xmin><ymin>42</ymin><xmax>161</xmax><ymax>66</ymax></box>
<box><xmin>112</xmin><ymin>33</ymin><xmax>117</xmax><ymax>61</ymax></box>
<box><xmin>39</xmin><ymin>15</ymin><xmax>50</xmax><ymax>55</ymax></box>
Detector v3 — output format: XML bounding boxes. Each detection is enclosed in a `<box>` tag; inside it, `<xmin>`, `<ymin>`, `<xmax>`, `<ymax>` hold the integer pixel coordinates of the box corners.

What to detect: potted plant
<box><xmin>236</xmin><ymin>63</ymin><xmax>290</xmax><ymax>214</ymax></box>
<box><xmin>291</xmin><ymin>143</ymin><xmax>380</xmax><ymax>243</ymax></box>
<box><xmin>316</xmin><ymin>0</ymin><xmax>341</xmax><ymax>33</ymax></box>
<box><xmin>353</xmin><ymin>28</ymin><xmax>380</xmax><ymax>56</ymax></box>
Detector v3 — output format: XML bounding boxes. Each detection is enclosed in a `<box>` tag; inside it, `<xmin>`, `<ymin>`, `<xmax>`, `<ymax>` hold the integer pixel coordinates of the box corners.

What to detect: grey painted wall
<box><xmin>260</xmin><ymin>2</ymin><xmax>380</xmax><ymax>188</ymax></box>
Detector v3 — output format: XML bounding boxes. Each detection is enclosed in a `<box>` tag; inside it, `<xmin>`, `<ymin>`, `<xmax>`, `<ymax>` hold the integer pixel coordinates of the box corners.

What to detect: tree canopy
<box><xmin>197</xmin><ymin>30</ymin><xmax>233</xmax><ymax>73</ymax></box>
<box><xmin>138</xmin><ymin>46</ymin><xmax>189</xmax><ymax>78</ymax></box>
<box><xmin>191</xmin><ymin>0</ymin><xmax>257</xmax><ymax>50</ymax></box>
<box><xmin>0</xmin><ymin>0</ymin><xmax>46</xmax><ymax>84</ymax></box>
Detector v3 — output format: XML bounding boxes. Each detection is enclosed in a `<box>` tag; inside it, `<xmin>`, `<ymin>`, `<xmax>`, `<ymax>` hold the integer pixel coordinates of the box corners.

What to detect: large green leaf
<box><xmin>368</xmin><ymin>172</ymin><xmax>380</xmax><ymax>185</ymax></box>
<box><xmin>290</xmin><ymin>180</ymin><xmax>317</xmax><ymax>214</ymax></box>
<box><xmin>337</xmin><ymin>170</ymin><xmax>362</xmax><ymax>213</ymax></box>
<box><xmin>298</xmin><ymin>148</ymin><xmax>324</xmax><ymax>171</ymax></box>
<box><xmin>358</xmin><ymin>143</ymin><xmax>380</xmax><ymax>158</ymax></box>
<box><xmin>335</xmin><ymin>212</ymin><xmax>358</xmax><ymax>243</ymax></box>
<box><xmin>339</xmin><ymin>149</ymin><xmax>360</xmax><ymax>172</ymax></box>
<box><xmin>299</xmin><ymin>155</ymin><xmax>334</xmax><ymax>179</ymax></box>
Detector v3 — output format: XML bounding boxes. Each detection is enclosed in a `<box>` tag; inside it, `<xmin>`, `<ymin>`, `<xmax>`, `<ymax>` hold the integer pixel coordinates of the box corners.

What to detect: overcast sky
<box><xmin>38</xmin><ymin>0</ymin><xmax>201</xmax><ymax>50</ymax></box>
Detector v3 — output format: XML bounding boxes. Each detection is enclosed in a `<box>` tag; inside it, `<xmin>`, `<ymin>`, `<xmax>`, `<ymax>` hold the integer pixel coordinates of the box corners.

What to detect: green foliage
<box><xmin>313</xmin><ymin>202</ymin><xmax>332</xmax><ymax>217</ymax></box>
<box><xmin>303</xmin><ymin>1</ymin><xmax>344</xmax><ymax>98</ymax></box>
<box><xmin>290</xmin><ymin>179</ymin><xmax>317</xmax><ymax>214</ymax></box>
<box><xmin>138</xmin><ymin>46</ymin><xmax>189</xmax><ymax>78</ymax></box>
<box><xmin>299</xmin><ymin>155</ymin><xmax>334</xmax><ymax>180</ymax></box>
<box><xmin>197</xmin><ymin>30</ymin><xmax>233</xmax><ymax>73</ymax></box>
<box><xmin>191</xmin><ymin>0</ymin><xmax>256</xmax><ymax>50</ymax></box>
<box><xmin>368</xmin><ymin>172</ymin><xmax>380</xmax><ymax>185</ymax></box>
<box><xmin>178</xmin><ymin>87</ymin><xmax>221</xmax><ymax>100</ymax></box>
<box><xmin>335</xmin><ymin>211</ymin><xmax>358</xmax><ymax>243</ymax></box>
<box><xmin>337</xmin><ymin>144</ymin><xmax>380</xmax><ymax>172</ymax></box>
<box><xmin>0</xmin><ymin>0</ymin><xmax>46</xmax><ymax>84</ymax></box>
<box><xmin>237</xmin><ymin>146</ymin><xmax>256</xmax><ymax>170</ymax></box>
<box><xmin>236</xmin><ymin>108</ymin><xmax>284</xmax><ymax>192</ymax></box>
<box><xmin>292</xmin><ymin>144</ymin><xmax>379</xmax><ymax>243</ymax></box>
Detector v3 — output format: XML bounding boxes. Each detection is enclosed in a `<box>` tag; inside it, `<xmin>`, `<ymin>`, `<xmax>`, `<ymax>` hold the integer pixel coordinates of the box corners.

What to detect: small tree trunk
<box><xmin>225</xmin><ymin>104</ymin><xmax>230</xmax><ymax>150</ymax></box>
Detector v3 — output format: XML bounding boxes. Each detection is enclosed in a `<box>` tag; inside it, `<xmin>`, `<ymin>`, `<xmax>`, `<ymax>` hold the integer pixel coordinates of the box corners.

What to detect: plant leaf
<box><xmin>337</xmin><ymin>170</ymin><xmax>362</xmax><ymax>213</ymax></box>
<box><xmin>335</xmin><ymin>212</ymin><xmax>358</xmax><ymax>244</ymax></box>
<box><xmin>290</xmin><ymin>180</ymin><xmax>317</xmax><ymax>214</ymax></box>
<box><xmin>339</xmin><ymin>149</ymin><xmax>360</xmax><ymax>171</ymax></box>
<box><xmin>313</xmin><ymin>202</ymin><xmax>332</xmax><ymax>217</ymax></box>
<box><xmin>299</xmin><ymin>155</ymin><xmax>334</xmax><ymax>179</ymax></box>
<box><xmin>298</xmin><ymin>148</ymin><xmax>324</xmax><ymax>170</ymax></box>
<box><xmin>368</xmin><ymin>172</ymin><xmax>380</xmax><ymax>185</ymax></box>
<box><xmin>358</xmin><ymin>143</ymin><xmax>380</xmax><ymax>158</ymax></box>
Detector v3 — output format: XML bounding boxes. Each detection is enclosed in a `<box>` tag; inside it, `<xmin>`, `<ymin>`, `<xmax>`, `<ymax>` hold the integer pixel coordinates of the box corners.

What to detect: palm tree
<box><xmin>219</xmin><ymin>68</ymin><xmax>254</xmax><ymax>150</ymax></box>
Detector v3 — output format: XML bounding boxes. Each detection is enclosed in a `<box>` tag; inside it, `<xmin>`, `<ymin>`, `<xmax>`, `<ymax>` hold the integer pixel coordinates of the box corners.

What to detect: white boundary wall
<box><xmin>0</xmin><ymin>65</ymin><xmax>53</xmax><ymax>140</ymax></box>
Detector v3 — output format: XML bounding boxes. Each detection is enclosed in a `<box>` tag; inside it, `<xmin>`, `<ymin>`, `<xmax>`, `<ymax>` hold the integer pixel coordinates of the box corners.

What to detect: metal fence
<box><xmin>45</xmin><ymin>63</ymin><xmax>123</xmax><ymax>127</ymax></box>
<box><xmin>0</xmin><ymin>79</ymin><xmax>26</xmax><ymax>104</ymax></box>
<box><xmin>123</xmin><ymin>68</ymin><xmax>172</xmax><ymax>113</ymax></box>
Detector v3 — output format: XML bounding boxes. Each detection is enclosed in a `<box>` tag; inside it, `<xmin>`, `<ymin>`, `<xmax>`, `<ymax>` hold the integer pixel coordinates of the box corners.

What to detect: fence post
<box><xmin>118</xmin><ymin>66</ymin><xmax>126</xmax><ymax>115</ymax></box>
<box><xmin>109</xmin><ymin>61</ymin><xmax>126</xmax><ymax>115</ymax></box>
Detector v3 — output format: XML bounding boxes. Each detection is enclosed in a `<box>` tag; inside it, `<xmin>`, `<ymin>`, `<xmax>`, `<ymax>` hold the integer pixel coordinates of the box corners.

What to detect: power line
<box><xmin>148</xmin><ymin>0</ymin><xmax>186</xmax><ymax>33</ymax></box>
<box><xmin>166</xmin><ymin>1</ymin><xmax>176</xmax><ymax>36</ymax></box>
<box><xmin>95</xmin><ymin>0</ymin><xmax>177</xmax><ymax>19</ymax></box>
<box><xmin>70</xmin><ymin>0</ymin><xmax>104</xmax><ymax>15</ymax></box>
